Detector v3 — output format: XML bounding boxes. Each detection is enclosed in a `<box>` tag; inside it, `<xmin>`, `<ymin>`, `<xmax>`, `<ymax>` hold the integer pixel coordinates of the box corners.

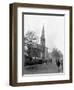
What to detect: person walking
<box><xmin>56</xmin><ymin>59</ymin><xmax>60</xmax><ymax>72</ymax></box>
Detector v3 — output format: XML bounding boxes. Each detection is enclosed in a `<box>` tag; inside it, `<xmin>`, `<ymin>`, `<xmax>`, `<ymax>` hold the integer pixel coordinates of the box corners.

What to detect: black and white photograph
<box><xmin>22</xmin><ymin>13</ymin><xmax>64</xmax><ymax>75</ymax></box>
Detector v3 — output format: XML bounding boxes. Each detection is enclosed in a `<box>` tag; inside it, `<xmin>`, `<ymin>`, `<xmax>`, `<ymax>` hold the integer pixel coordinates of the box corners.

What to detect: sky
<box><xmin>24</xmin><ymin>15</ymin><xmax>65</xmax><ymax>55</ymax></box>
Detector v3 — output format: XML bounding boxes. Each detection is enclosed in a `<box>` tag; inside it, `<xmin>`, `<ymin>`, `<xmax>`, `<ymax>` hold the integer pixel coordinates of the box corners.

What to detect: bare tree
<box><xmin>24</xmin><ymin>31</ymin><xmax>39</xmax><ymax>45</ymax></box>
<box><xmin>51</xmin><ymin>48</ymin><xmax>63</xmax><ymax>60</ymax></box>
<box><xmin>24</xmin><ymin>31</ymin><xmax>39</xmax><ymax>62</ymax></box>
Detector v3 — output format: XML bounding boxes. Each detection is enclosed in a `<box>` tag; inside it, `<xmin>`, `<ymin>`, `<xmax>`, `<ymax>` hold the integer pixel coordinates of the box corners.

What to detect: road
<box><xmin>23</xmin><ymin>63</ymin><xmax>63</xmax><ymax>75</ymax></box>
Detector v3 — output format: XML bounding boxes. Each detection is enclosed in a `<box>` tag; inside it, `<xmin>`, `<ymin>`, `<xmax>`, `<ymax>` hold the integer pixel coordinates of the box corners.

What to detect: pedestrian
<box><xmin>56</xmin><ymin>59</ymin><xmax>60</xmax><ymax>72</ymax></box>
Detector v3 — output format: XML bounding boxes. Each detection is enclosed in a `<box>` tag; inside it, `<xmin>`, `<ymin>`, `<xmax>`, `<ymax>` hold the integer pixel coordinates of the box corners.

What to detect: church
<box><xmin>32</xmin><ymin>26</ymin><xmax>49</xmax><ymax>61</ymax></box>
<box><xmin>24</xmin><ymin>26</ymin><xmax>49</xmax><ymax>63</ymax></box>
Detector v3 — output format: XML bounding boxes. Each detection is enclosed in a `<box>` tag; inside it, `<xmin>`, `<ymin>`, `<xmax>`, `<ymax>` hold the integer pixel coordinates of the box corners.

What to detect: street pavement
<box><xmin>23</xmin><ymin>63</ymin><xmax>63</xmax><ymax>74</ymax></box>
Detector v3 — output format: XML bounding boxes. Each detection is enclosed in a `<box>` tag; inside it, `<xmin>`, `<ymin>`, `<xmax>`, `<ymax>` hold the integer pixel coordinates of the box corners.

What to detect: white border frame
<box><xmin>17</xmin><ymin>7</ymin><xmax>70</xmax><ymax>82</ymax></box>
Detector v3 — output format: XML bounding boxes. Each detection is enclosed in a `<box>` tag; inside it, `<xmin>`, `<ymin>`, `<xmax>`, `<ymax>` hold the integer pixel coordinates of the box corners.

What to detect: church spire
<box><xmin>41</xmin><ymin>26</ymin><xmax>45</xmax><ymax>39</ymax></box>
<box><xmin>41</xmin><ymin>25</ymin><xmax>45</xmax><ymax>60</ymax></box>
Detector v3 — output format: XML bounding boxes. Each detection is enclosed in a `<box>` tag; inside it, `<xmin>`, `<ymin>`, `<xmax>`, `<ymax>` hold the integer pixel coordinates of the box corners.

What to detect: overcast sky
<box><xmin>24</xmin><ymin>15</ymin><xmax>65</xmax><ymax>55</ymax></box>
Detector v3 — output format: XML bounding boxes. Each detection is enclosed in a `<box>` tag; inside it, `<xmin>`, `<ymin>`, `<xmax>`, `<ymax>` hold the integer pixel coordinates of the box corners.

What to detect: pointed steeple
<box><xmin>40</xmin><ymin>25</ymin><xmax>45</xmax><ymax>60</ymax></box>
<box><xmin>41</xmin><ymin>26</ymin><xmax>45</xmax><ymax>39</ymax></box>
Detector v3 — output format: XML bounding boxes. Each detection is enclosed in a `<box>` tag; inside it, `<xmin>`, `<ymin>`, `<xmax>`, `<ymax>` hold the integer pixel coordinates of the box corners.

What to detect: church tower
<box><xmin>41</xmin><ymin>26</ymin><xmax>45</xmax><ymax>61</ymax></box>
